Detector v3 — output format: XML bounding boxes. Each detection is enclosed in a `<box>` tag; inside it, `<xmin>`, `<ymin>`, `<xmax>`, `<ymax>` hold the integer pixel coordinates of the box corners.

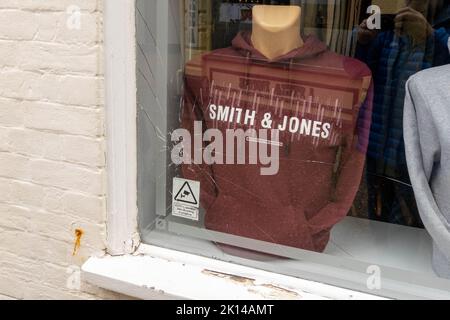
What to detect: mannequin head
<box><xmin>252</xmin><ymin>5</ymin><xmax>301</xmax><ymax>32</ymax></box>
<box><xmin>251</xmin><ymin>5</ymin><xmax>303</xmax><ymax>60</ymax></box>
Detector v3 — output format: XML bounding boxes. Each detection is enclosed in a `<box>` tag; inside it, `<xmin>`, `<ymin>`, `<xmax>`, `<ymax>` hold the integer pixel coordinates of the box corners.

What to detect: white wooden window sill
<box><xmin>82</xmin><ymin>244</ymin><xmax>385</xmax><ymax>300</ymax></box>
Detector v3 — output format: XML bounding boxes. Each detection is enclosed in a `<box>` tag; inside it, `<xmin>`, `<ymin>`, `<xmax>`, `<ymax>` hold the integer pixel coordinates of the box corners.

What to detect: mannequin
<box><xmin>251</xmin><ymin>5</ymin><xmax>304</xmax><ymax>60</ymax></box>
<box><xmin>180</xmin><ymin>4</ymin><xmax>373</xmax><ymax>254</ymax></box>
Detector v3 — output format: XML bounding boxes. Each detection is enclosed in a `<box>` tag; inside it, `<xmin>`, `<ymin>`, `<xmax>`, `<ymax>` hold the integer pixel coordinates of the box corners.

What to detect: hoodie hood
<box><xmin>181</xmin><ymin>29</ymin><xmax>373</xmax><ymax>252</ymax></box>
<box><xmin>231</xmin><ymin>31</ymin><xmax>328</xmax><ymax>62</ymax></box>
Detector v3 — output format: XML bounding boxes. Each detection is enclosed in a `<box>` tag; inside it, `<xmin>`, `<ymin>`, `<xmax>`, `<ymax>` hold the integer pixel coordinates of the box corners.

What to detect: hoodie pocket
<box><xmin>204</xmin><ymin>193</ymin><xmax>317</xmax><ymax>251</ymax></box>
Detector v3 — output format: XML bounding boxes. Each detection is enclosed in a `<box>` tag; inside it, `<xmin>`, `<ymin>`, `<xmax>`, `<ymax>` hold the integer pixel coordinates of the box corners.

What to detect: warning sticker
<box><xmin>172</xmin><ymin>178</ymin><xmax>200</xmax><ymax>221</ymax></box>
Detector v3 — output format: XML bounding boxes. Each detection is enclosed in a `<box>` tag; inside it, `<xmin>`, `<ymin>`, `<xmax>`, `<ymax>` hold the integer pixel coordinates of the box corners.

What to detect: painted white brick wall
<box><xmin>0</xmin><ymin>0</ymin><xmax>129</xmax><ymax>299</ymax></box>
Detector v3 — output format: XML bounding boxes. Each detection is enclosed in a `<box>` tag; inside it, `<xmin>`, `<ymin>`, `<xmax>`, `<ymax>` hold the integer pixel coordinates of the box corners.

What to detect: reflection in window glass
<box><xmin>136</xmin><ymin>0</ymin><xmax>450</xmax><ymax>298</ymax></box>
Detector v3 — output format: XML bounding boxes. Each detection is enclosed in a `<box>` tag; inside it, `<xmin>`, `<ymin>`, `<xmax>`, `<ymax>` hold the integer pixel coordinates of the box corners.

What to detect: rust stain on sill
<box><xmin>202</xmin><ymin>269</ymin><xmax>300</xmax><ymax>299</ymax></box>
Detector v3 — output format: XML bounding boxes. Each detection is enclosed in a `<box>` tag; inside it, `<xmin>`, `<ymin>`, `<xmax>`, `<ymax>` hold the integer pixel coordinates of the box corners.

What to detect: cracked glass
<box><xmin>136</xmin><ymin>0</ymin><xmax>450</xmax><ymax>299</ymax></box>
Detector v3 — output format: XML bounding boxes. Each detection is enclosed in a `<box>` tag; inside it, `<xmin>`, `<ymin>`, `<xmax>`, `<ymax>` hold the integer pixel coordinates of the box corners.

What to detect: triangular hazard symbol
<box><xmin>174</xmin><ymin>181</ymin><xmax>198</xmax><ymax>205</ymax></box>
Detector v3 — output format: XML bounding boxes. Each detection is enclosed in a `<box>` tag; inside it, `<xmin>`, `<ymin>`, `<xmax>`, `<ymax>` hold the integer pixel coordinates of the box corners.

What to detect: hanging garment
<box><xmin>404</xmin><ymin>65</ymin><xmax>450</xmax><ymax>279</ymax></box>
<box><xmin>355</xmin><ymin>7</ymin><xmax>450</xmax><ymax>226</ymax></box>
<box><xmin>179</xmin><ymin>31</ymin><xmax>373</xmax><ymax>252</ymax></box>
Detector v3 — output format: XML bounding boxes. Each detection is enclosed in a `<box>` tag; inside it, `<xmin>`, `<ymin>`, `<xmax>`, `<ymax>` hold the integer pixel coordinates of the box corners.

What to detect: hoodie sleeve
<box><xmin>180</xmin><ymin>73</ymin><xmax>218</xmax><ymax>211</ymax></box>
<box><xmin>404</xmin><ymin>76</ymin><xmax>450</xmax><ymax>262</ymax></box>
<box><xmin>308</xmin><ymin>78</ymin><xmax>374</xmax><ymax>235</ymax></box>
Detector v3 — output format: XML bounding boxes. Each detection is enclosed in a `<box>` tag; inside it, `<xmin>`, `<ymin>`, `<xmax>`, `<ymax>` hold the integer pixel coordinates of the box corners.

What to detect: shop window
<box><xmin>136</xmin><ymin>0</ymin><xmax>450</xmax><ymax>298</ymax></box>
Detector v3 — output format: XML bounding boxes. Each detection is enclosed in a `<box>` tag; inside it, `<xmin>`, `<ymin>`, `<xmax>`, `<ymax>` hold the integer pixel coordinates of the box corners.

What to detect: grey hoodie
<box><xmin>404</xmin><ymin>64</ymin><xmax>450</xmax><ymax>278</ymax></box>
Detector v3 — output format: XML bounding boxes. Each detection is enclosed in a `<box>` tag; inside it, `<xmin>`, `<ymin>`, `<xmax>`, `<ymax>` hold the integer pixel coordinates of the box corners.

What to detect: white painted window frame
<box><xmin>88</xmin><ymin>0</ymin><xmax>377</xmax><ymax>300</ymax></box>
<box><xmin>103</xmin><ymin>0</ymin><xmax>139</xmax><ymax>256</ymax></box>
<box><xmin>83</xmin><ymin>0</ymin><xmax>441</xmax><ymax>300</ymax></box>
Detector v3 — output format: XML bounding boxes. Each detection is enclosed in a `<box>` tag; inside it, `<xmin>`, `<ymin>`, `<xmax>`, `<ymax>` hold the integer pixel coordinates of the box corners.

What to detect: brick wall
<box><xmin>0</xmin><ymin>0</ymin><xmax>128</xmax><ymax>299</ymax></box>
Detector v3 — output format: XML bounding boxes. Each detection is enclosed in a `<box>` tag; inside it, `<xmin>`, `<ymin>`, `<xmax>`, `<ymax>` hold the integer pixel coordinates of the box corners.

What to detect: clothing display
<box><xmin>358</xmin><ymin>13</ymin><xmax>450</xmax><ymax>177</ymax></box>
<box><xmin>356</xmin><ymin>4</ymin><xmax>450</xmax><ymax>227</ymax></box>
<box><xmin>404</xmin><ymin>65</ymin><xmax>450</xmax><ymax>279</ymax></box>
<box><xmin>180</xmin><ymin>30</ymin><xmax>373</xmax><ymax>252</ymax></box>
<box><xmin>135</xmin><ymin>1</ymin><xmax>450</xmax><ymax>298</ymax></box>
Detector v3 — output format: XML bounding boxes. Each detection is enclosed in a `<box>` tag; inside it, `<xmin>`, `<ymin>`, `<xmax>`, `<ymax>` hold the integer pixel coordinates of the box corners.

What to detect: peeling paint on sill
<box><xmin>202</xmin><ymin>269</ymin><xmax>301</xmax><ymax>299</ymax></box>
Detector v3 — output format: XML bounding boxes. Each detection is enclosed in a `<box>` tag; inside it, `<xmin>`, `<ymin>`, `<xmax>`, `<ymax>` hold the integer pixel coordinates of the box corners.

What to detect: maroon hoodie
<box><xmin>180</xmin><ymin>32</ymin><xmax>373</xmax><ymax>252</ymax></box>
